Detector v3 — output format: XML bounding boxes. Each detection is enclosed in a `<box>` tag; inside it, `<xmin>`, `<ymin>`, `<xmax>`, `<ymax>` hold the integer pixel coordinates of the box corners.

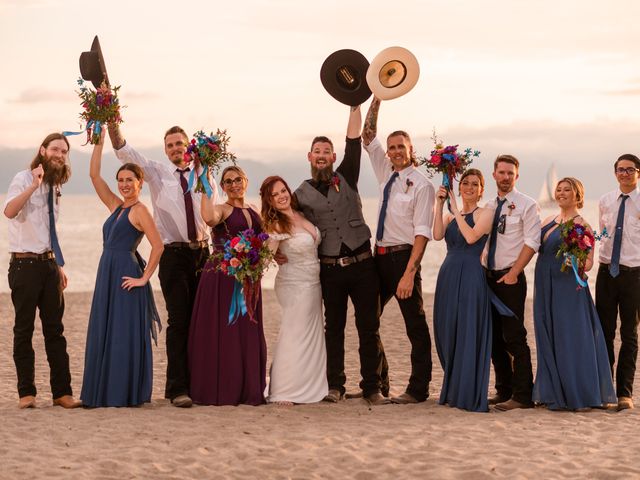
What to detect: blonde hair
<box><xmin>556</xmin><ymin>177</ymin><xmax>585</xmax><ymax>209</ymax></box>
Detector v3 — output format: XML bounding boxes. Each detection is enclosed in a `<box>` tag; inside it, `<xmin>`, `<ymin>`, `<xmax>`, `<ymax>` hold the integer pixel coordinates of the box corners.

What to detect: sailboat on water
<box><xmin>538</xmin><ymin>164</ymin><xmax>558</xmax><ymax>208</ymax></box>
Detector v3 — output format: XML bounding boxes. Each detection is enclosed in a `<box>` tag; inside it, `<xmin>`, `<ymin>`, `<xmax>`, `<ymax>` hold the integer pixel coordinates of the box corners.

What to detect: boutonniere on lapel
<box><xmin>404</xmin><ymin>178</ymin><xmax>414</xmax><ymax>193</ymax></box>
<box><xmin>507</xmin><ymin>202</ymin><xmax>516</xmax><ymax>216</ymax></box>
<box><xmin>55</xmin><ymin>186</ymin><xmax>62</xmax><ymax>205</ymax></box>
<box><xmin>331</xmin><ymin>173</ymin><xmax>340</xmax><ymax>193</ymax></box>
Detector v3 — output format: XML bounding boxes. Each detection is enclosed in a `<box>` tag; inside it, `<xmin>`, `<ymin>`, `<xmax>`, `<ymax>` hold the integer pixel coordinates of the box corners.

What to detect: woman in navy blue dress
<box><xmin>81</xmin><ymin>133</ymin><xmax>164</xmax><ymax>407</ymax></box>
<box><xmin>433</xmin><ymin>169</ymin><xmax>506</xmax><ymax>412</ymax></box>
<box><xmin>533</xmin><ymin>177</ymin><xmax>615</xmax><ymax>411</ymax></box>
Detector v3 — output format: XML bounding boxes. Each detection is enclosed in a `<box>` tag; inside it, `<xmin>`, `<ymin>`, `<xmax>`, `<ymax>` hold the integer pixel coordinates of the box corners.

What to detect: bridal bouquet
<box><xmin>71</xmin><ymin>78</ymin><xmax>123</xmax><ymax>145</ymax></box>
<box><xmin>211</xmin><ymin>228</ymin><xmax>273</xmax><ymax>324</ymax></box>
<box><xmin>183</xmin><ymin>129</ymin><xmax>236</xmax><ymax>198</ymax></box>
<box><xmin>556</xmin><ymin>219</ymin><xmax>596</xmax><ymax>289</ymax></box>
<box><xmin>419</xmin><ymin>131</ymin><xmax>480</xmax><ymax>190</ymax></box>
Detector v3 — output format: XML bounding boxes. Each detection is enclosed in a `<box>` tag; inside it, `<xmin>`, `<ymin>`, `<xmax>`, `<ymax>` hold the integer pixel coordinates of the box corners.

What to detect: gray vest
<box><xmin>295</xmin><ymin>173</ymin><xmax>371</xmax><ymax>256</ymax></box>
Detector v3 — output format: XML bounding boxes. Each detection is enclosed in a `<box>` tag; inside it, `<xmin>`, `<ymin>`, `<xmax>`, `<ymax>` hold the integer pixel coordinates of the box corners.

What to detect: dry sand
<box><xmin>0</xmin><ymin>290</ymin><xmax>638</xmax><ymax>479</ymax></box>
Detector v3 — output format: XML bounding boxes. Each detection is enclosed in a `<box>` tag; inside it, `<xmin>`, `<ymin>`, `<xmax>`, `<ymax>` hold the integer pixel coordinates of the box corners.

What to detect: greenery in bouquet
<box><xmin>183</xmin><ymin>130</ymin><xmax>237</xmax><ymax>197</ymax></box>
<box><xmin>556</xmin><ymin>218</ymin><xmax>596</xmax><ymax>288</ymax></box>
<box><xmin>418</xmin><ymin>131</ymin><xmax>480</xmax><ymax>189</ymax></box>
<box><xmin>76</xmin><ymin>78</ymin><xmax>123</xmax><ymax>145</ymax></box>
<box><xmin>210</xmin><ymin>228</ymin><xmax>273</xmax><ymax>324</ymax></box>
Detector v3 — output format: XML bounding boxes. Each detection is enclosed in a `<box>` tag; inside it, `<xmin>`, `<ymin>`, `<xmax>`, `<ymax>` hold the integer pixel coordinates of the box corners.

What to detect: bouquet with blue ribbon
<box><xmin>64</xmin><ymin>78</ymin><xmax>123</xmax><ymax>145</ymax></box>
<box><xmin>210</xmin><ymin>228</ymin><xmax>273</xmax><ymax>325</ymax></box>
<box><xmin>556</xmin><ymin>219</ymin><xmax>598</xmax><ymax>289</ymax></box>
<box><xmin>183</xmin><ymin>130</ymin><xmax>236</xmax><ymax>198</ymax></box>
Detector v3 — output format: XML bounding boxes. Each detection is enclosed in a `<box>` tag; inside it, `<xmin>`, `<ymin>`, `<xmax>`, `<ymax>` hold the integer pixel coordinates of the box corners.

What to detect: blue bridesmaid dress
<box><xmin>532</xmin><ymin>220</ymin><xmax>616</xmax><ymax>410</ymax></box>
<box><xmin>81</xmin><ymin>205</ymin><xmax>161</xmax><ymax>407</ymax></box>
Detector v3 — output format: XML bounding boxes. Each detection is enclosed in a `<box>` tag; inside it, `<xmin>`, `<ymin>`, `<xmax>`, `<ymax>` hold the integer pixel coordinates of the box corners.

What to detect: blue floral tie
<box><xmin>48</xmin><ymin>186</ymin><xmax>64</xmax><ymax>266</ymax></box>
<box><xmin>609</xmin><ymin>194</ymin><xmax>629</xmax><ymax>278</ymax></box>
<box><xmin>376</xmin><ymin>172</ymin><xmax>399</xmax><ymax>242</ymax></box>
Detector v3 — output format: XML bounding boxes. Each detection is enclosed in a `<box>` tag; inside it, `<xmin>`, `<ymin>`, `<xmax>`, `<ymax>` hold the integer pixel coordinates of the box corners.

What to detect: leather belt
<box><xmin>164</xmin><ymin>240</ymin><xmax>209</xmax><ymax>250</ymax></box>
<box><xmin>319</xmin><ymin>250</ymin><xmax>372</xmax><ymax>267</ymax></box>
<box><xmin>485</xmin><ymin>268</ymin><xmax>511</xmax><ymax>279</ymax></box>
<box><xmin>11</xmin><ymin>251</ymin><xmax>55</xmax><ymax>261</ymax></box>
<box><xmin>375</xmin><ymin>244</ymin><xmax>412</xmax><ymax>256</ymax></box>
<box><xmin>600</xmin><ymin>263</ymin><xmax>640</xmax><ymax>273</ymax></box>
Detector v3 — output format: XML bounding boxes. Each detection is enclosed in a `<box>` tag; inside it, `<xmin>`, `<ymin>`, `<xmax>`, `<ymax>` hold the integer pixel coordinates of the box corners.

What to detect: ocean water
<box><xmin>0</xmin><ymin>194</ymin><xmax>600</xmax><ymax>295</ymax></box>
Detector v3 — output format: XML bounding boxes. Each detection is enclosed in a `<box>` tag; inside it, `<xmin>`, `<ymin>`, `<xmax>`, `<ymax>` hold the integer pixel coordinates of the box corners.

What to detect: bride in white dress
<box><xmin>259</xmin><ymin>176</ymin><xmax>328</xmax><ymax>405</ymax></box>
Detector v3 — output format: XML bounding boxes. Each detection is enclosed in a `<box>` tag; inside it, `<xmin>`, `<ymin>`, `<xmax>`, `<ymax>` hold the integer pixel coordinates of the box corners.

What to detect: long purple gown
<box><xmin>188</xmin><ymin>207</ymin><xmax>267</xmax><ymax>406</ymax></box>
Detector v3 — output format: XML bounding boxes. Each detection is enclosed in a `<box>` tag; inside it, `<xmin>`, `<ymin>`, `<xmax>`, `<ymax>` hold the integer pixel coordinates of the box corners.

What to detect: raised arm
<box><xmin>447</xmin><ymin>190</ymin><xmax>493</xmax><ymax>244</ymax></box>
<box><xmin>362</xmin><ymin>97</ymin><xmax>381</xmax><ymax>146</ymax></box>
<box><xmin>107</xmin><ymin>121</ymin><xmax>126</xmax><ymax>150</ymax></box>
<box><xmin>122</xmin><ymin>204</ymin><xmax>164</xmax><ymax>290</ymax></box>
<box><xmin>90</xmin><ymin>131</ymin><xmax>121</xmax><ymax>212</ymax></box>
<box><xmin>346</xmin><ymin>104</ymin><xmax>362</xmax><ymax>139</ymax></box>
<box><xmin>432</xmin><ymin>186</ymin><xmax>451</xmax><ymax>241</ymax></box>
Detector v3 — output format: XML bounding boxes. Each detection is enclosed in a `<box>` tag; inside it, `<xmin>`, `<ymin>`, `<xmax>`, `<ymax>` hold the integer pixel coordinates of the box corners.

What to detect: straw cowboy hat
<box><xmin>320</xmin><ymin>49</ymin><xmax>372</xmax><ymax>106</ymax></box>
<box><xmin>79</xmin><ymin>36</ymin><xmax>110</xmax><ymax>89</ymax></box>
<box><xmin>366</xmin><ymin>46</ymin><xmax>419</xmax><ymax>100</ymax></box>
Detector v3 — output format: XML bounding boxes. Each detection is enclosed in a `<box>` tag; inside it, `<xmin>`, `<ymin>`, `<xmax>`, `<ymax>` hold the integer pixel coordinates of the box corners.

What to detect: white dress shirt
<box><xmin>483</xmin><ymin>188</ymin><xmax>541</xmax><ymax>271</ymax></box>
<box><xmin>115</xmin><ymin>143</ymin><xmax>218</xmax><ymax>245</ymax></box>
<box><xmin>5</xmin><ymin>170</ymin><xmax>59</xmax><ymax>254</ymax></box>
<box><xmin>598</xmin><ymin>186</ymin><xmax>640</xmax><ymax>267</ymax></box>
<box><xmin>364</xmin><ymin>137</ymin><xmax>435</xmax><ymax>246</ymax></box>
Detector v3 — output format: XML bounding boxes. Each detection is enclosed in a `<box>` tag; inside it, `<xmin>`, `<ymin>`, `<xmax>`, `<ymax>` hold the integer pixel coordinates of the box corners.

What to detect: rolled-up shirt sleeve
<box><xmin>412</xmin><ymin>181</ymin><xmax>435</xmax><ymax>240</ymax></box>
<box><xmin>114</xmin><ymin>143</ymin><xmax>162</xmax><ymax>187</ymax></box>
<box><xmin>522</xmin><ymin>200</ymin><xmax>541</xmax><ymax>252</ymax></box>
<box><xmin>363</xmin><ymin>137</ymin><xmax>388</xmax><ymax>184</ymax></box>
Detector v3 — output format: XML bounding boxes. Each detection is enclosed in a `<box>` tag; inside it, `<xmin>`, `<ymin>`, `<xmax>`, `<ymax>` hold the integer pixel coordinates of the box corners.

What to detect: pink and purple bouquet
<box><xmin>556</xmin><ymin>219</ymin><xmax>596</xmax><ymax>289</ymax></box>
<box><xmin>419</xmin><ymin>132</ymin><xmax>480</xmax><ymax>190</ymax></box>
<box><xmin>211</xmin><ymin>229</ymin><xmax>273</xmax><ymax>324</ymax></box>
<box><xmin>183</xmin><ymin>130</ymin><xmax>236</xmax><ymax>198</ymax></box>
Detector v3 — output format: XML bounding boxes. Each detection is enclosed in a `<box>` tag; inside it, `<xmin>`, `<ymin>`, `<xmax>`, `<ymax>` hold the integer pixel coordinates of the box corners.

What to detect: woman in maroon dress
<box><xmin>188</xmin><ymin>166</ymin><xmax>266</xmax><ymax>405</ymax></box>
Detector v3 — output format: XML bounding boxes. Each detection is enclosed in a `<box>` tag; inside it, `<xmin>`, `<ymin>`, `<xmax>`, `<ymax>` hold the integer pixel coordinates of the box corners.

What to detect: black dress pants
<box><xmin>320</xmin><ymin>257</ymin><xmax>386</xmax><ymax>397</ymax></box>
<box><xmin>596</xmin><ymin>264</ymin><xmax>640</xmax><ymax>398</ymax></box>
<box><xmin>376</xmin><ymin>250</ymin><xmax>431</xmax><ymax>401</ymax></box>
<box><xmin>8</xmin><ymin>258</ymin><xmax>72</xmax><ymax>399</ymax></box>
<box><xmin>159</xmin><ymin>246</ymin><xmax>209</xmax><ymax>400</ymax></box>
<box><xmin>486</xmin><ymin>270</ymin><xmax>533</xmax><ymax>404</ymax></box>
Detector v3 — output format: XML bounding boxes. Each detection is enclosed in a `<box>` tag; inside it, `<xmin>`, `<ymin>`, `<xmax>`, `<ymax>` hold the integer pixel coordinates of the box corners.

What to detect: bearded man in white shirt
<box><xmin>596</xmin><ymin>153</ymin><xmax>640</xmax><ymax>411</ymax></box>
<box><xmin>108</xmin><ymin>123</ymin><xmax>217</xmax><ymax>408</ymax></box>
<box><xmin>4</xmin><ymin>133</ymin><xmax>81</xmax><ymax>409</ymax></box>
<box><xmin>484</xmin><ymin>154</ymin><xmax>541</xmax><ymax>411</ymax></box>
<box><xmin>361</xmin><ymin>97</ymin><xmax>434</xmax><ymax>404</ymax></box>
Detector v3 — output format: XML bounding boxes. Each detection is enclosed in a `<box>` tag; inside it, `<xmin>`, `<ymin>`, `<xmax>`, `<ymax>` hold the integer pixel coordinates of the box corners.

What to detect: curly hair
<box><xmin>259</xmin><ymin>175</ymin><xmax>299</xmax><ymax>235</ymax></box>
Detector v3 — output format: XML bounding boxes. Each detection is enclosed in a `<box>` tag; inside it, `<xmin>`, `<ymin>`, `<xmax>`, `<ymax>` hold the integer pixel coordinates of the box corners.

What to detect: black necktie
<box><xmin>609</xmin><ymin>194</ymin><xmax>629</xmax><ymax>277</ymax></box>
<box><xmin>487</xmin><ymin>197</ymin><xmax>507</xmax><ymax>271</ymax></box>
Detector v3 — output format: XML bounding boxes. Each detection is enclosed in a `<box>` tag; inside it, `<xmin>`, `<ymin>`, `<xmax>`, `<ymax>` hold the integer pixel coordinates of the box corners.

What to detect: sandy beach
<box><xmin>1</xmin><ymin>290</ymin><xmax>638</xmax><ymax>479</ymax></box>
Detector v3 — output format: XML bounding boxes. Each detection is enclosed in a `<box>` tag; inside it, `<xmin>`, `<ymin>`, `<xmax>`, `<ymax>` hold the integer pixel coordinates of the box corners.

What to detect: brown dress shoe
<box><xmin>344</xmin><ymin>391</ymin><xmax>363</xmax><ymax>399</ymax></box>
<box><xmin>617</xmin><ymin>396</ymin><xmax>634</xmax><ymax>411</ymax></box>
<box><xmin>494</xmin><ymin>399</ymin><xmax>534</xmax><ymax>411</ymax></box>
<box><xmin>323</xmin><ymin>389</ymin><xmax>343</xmax><ymax>403</ymax></box>
<box><xmin>19</xmin><ymin>395</ymin><xmax>36</xmax><ymax>409</ymax></box>
<box><xmin>171</xmin><ymin>395</ymin><xmax>193</xmax><ymax>408</ymax></box>
<box><xmin>488</xmin><ymin>394</ymin><xmax>510</xmax><ymax>405</ymax></box>
<box><xmin>391</xmin><ymin>392</ymin><xmax>420</xmax><ymax>404</ymax></box>
<box><xmin>53</xmin><ymin>395</ymin><xmax>82</xmax><ymax>409</ymax></box>
<box><xmin>365</xmin><ymin>392</ymin><xmax>392</xmax><ymax>406</ymax></box>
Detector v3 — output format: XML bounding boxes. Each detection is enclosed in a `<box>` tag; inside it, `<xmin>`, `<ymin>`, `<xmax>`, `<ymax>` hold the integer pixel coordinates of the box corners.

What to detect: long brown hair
<box><xmin>30</xmin><ymin>133</ymin><xmax>71</xmax><ymax>186</ymax></box>
<box><xmin>259</xmin><ymin>176</ymin><xmax>299</xmax><ymax>234</ymax></box>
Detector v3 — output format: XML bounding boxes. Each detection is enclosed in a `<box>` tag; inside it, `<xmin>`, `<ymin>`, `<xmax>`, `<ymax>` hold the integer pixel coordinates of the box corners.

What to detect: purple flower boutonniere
<box><xmin>507</xmin><ymin>202</ymin><xmax>516</xmax><ymax>216</ymax></box>
<box><xmin>331</xmin><ymin>173</ymin><xmax>340</xmax><ymax>193</ymax></box>
<box><xmin>404</xmin><ymin>178</ymin><xmax>414</xmax><ymax>193</ymax></box>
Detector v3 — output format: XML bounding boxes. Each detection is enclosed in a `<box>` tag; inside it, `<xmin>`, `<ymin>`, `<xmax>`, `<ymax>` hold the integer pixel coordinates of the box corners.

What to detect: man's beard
<box><xmin>43</xmin><ymin>156</ymin><xmax>71</xmax><ymax>186</ymax></box>
<box><xmin>311</xmin><ymin>165</ymin><xmax>334</xmax><ymax>184</ymax></box>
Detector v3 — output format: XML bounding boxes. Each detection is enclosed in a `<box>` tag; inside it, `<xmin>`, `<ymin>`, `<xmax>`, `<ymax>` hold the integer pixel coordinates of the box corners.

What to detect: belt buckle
<box><xmin>337</xmin><ymin>256</ymin><xmax>351</xmax><ymax>267</ymax></box>
<box><xmin>377</xmin><ymin>246</ymin><xmax>386</xmax><ymax>255</ymax></box>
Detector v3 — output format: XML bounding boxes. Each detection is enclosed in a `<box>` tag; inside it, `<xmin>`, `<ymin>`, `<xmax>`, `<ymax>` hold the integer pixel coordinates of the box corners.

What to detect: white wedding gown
<box><xmin>267</xmin><ymin>228</ymin><xmax>328</xmax><ymax>403</ymax></box>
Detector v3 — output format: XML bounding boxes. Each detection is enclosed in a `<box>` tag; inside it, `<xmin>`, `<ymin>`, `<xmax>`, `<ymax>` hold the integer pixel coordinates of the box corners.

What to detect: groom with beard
<box><xmin>294</xmin><ymin>105</ymin><xmax>389</xmax><ymax>405</ymax></box>
<box><xmin>4</xmin><ymin>133</ymin><xmax>81</xmax><ymax>409</ymax></box>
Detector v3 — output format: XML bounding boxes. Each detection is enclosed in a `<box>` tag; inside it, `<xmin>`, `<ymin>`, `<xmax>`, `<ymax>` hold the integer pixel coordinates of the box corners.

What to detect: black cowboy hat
<box><xmin>79</xmin><ymin>36</ymin><xmax>110</xmax><ymax>89</ymax></box>
<box><xmin>320</xmin><ymin>49</ymin><xmax>372</xmax><ymax>106</ymax></box>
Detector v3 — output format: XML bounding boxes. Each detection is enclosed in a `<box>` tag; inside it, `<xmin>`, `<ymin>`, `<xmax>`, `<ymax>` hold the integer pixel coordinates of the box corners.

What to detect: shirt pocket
<box><xmin>389</xmin><ymin>193</ymin><xmax>413</xmax><ymax>216</ymax></box>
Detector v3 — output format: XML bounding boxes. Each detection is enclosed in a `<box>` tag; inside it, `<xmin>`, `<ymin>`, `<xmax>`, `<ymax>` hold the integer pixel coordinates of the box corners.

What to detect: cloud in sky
<box><xmin>7</xmin><ymin>88</ymin><xmax>75</xmax><ymax>104</ymax></box>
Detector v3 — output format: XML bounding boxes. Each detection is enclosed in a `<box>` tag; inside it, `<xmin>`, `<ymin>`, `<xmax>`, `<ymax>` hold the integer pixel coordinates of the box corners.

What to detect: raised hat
<box><xmin>79</xmin><ymin>36</ymin><xmax>110</xmax><ymax>89</ymax></box>
<box><xmin>320</xmin><ymin>49</ymin><xmax>372</xmax><ymax>106</ymax></box>
<box><xmin>366</xmin><ymin>46</ymin><xmax>419</xmax><ymax>100</ymax></box>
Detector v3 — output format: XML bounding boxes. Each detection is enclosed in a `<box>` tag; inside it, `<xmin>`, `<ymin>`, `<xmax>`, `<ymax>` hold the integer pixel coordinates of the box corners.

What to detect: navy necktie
<box><xmin>177</xmin><ymin>169</ymin><xmax>197</xmax><ymax>242</ymax></box>
<box><xmin>47</xmin><ymin>186</ymin><xmax>64</xmax><ymax>266</ymax></box>
<box><xmin>487</xmin><ymin>197</ymin><xmax>507</xmax><ymax>271</ymax></box>
<box><xmin>376</xmin><ymin>171</ymin><xmax>399</xmax><ymax>242</ymax></box>
<box><xmin>609</xmin><ymin>194</ymin><xmax>629</xmax><ymax>278</ymax></box>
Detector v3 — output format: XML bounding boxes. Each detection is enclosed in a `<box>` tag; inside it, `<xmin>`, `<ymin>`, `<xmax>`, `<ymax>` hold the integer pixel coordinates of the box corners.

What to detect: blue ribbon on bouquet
<box><xmin>565</xmin><ymin>253</ymin><xmax>588</xmax><ymax>288</ymax></box>
<box><xmin>228</xmin><ymin>280</ymin><xmax>247</xmax><ymax>325</ymax></box>
<box><xmin>186</xmin><ymin>164</ymin><xmax>214</xmax><ymax>198</ymax></box>
<box><xmin>441</xmin><ymin>172</ymin><xmax>452</xmax><ymax>212</ymax></box>
<box><xmin>62</xmin><ymin>119</ymin><xmax>102</xmax><ymax>143</ymax></box>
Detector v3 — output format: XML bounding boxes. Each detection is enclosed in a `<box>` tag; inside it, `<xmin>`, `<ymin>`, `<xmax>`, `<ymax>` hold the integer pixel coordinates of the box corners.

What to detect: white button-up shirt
<box><xmin>598</xmin><ymin>186</ymin><xmax>640</xmax><ymax>267</ymax></box>
<box><xmin>114</xmin><ymin>143</ymin><xmax>218</xmax><ymax>245</ymax></box>
<box><xmin>5</xmin><ymin>170</ymin><xmax>59</xmax><ymax>254</ymax></box>
<box><xmin>483</xmin><ymin>188</ymin><xmax>541</xmax><ymax>271</ymax></box>
<box><xmin>364</xmin><ymin>137</ymin><xmax>435</xmax><ymax>245</ymax></box>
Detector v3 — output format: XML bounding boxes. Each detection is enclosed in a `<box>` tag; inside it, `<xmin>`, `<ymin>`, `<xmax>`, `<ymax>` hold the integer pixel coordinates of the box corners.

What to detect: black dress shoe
<box><xmin>488</xmin><ymin>394</ymin><xmax>510</xmax><ymax>405</ymax></box>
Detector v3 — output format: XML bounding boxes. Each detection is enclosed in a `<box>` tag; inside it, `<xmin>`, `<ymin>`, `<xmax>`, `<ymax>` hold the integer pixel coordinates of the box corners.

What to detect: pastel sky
<box><xmin>1</xmin><ymin>0</ymin><xmax>639</xmax><ymax>169</ymax></box>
